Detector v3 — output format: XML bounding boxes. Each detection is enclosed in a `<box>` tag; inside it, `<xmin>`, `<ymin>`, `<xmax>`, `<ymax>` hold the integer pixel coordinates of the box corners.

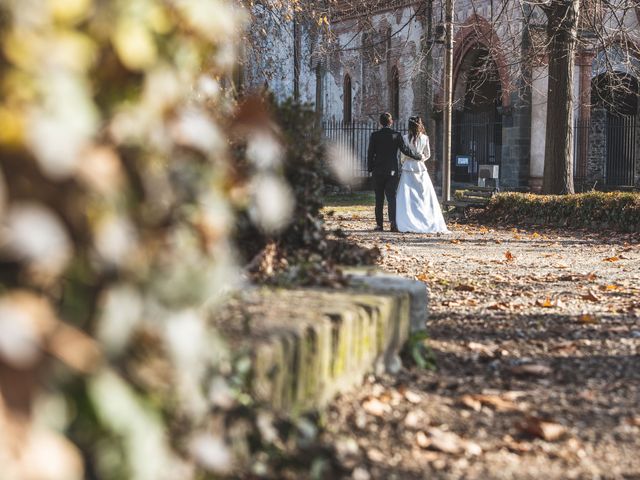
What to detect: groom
<box><xmin>367</xmin><ymin>112</ymin><xmax>422</xmax><ymax>232</ymax></box>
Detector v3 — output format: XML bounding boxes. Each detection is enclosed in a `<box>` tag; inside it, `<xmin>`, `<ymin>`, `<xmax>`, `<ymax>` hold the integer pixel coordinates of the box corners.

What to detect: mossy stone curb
<box><xmin>242</xmin><ymin>274</ymin><xmax>427</xmax><ymax>414</ymax></box>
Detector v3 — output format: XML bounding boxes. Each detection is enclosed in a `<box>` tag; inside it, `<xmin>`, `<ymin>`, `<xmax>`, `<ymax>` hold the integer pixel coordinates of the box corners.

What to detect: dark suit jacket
<box><xmin>367</xmin><ymin>127</ymin><xmax>422</xmax><ymax>175</ymax></box>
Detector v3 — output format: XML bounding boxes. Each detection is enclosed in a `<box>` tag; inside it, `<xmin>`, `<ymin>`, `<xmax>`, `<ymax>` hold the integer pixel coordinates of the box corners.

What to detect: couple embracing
<box><xmin>367</xmin><ymin>112</ymin><xmax>450</xmax><ymax>234</ymax></box>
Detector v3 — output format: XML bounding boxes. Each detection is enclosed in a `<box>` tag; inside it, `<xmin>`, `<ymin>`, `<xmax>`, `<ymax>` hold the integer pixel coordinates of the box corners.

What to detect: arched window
<box><xmin>315</xmin><ymin>64</ymin><xmax>324</xmax><ymax>115</ymax></box>
<box><xmin>343</xmin><ymin>74</ymin><xmax>352</xmax><ymax>123</ymax></box>
<box><xmin>390</xmin><ymin>66</ymin><xmax>400</xmax><ymax>120</ymax></box>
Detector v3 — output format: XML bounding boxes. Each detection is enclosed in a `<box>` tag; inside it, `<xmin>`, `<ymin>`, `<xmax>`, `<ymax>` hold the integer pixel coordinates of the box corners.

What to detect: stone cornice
<box><xmin>330</xmin><ymin>0</ymin><xmax>421</xmax><ymax>22</ymax></box>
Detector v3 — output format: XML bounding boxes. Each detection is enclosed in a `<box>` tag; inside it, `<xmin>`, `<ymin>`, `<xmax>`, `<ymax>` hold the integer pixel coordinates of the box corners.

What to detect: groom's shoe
<box><xmin>374</xmin><ymin>225</ymin><xmax>384</xmax><ymax>232</ymax></box>
<box><xmin>390</xmin><ymin>224</ymin><xmax>399</xmax><ymax>233</ymax></box>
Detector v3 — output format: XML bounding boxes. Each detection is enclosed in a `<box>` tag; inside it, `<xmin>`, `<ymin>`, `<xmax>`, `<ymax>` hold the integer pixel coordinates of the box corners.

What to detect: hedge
<box><xmin>479</xmin><ymin>191</ymin><xmax>640</xmax><ymax>232</ymax></box>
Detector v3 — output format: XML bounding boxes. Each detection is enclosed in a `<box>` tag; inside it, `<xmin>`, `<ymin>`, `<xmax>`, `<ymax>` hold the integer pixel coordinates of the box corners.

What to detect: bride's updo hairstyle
<box><xmin>408</xmin><ymin>116</ymin><xmax>425</xmax><ymax>144</ymax></box>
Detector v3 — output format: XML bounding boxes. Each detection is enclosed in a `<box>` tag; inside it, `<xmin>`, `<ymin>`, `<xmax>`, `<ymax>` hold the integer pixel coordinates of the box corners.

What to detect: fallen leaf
<box><xmin>502</xmin><ymin>434</ymin><xmax>533</xmax><ymax>454</ymax></box>
<box><xmin>450</xmin><ymin>239</ymin><xmax>460</xmax><ymax>244</ymax></box>
<box><xmin>581</xmin><ymin>290</ymin><xmax>601</xmax><ymax>302</ymax></box>
<box><xmin>459</xmin><ymin>395</ymin><xmax>482</xmax><ymax>412</ymax></box>
<box><xmin>603</xmin><ymin>256</ymin><xmax>620</xmax><ymax>262</ymax></box>
<box><xmin>537</xmin><ymin>297</ymin><xmax>557</xmax><ymax>308</ymax></box>
<box><xmin>532</xmin><ymin>232</ymin><xmax>541</xmax><ymax>239</ymax></box>
<box><xmin>415</xmin><ymin>431</ymin><xmax>431</xmax><ymax>448</ymax></box>
<box><xmin>600</xmin><ymin>284</ymin><xmax>620</xmax><ymax>291</ymax></box>
<box><xmin>416</xmin><ymin>272</ymin><xmax>429</xmax><ymax>282</ymax></box>
<box><xmin>488</xmin><ymin>302</ymin><xmax>510</xmax><ymax>311</ymax></box>
<box><xmin>418</xmin><ymin>428</ymin><xmax>482</xmax><ymax>456</ymax></box>
<box><xmin>362</xmin><ymin>397</ymin><xmax>390</xmax><ymax>417</ymax></box>
<box><xmin>505</xmin><ymin>251</ymin><xmax>515</xmax><ymax>262</ymax></box>
<box><xmin>473</xmin><ymin>394</ymin><xmax>520</xmax><ymax>412</ymax></box>
<box><xmin>454</xmin><ymin>283</ymin><xmax>475</xmax><ymax>292</ymax></box>
<box><xmin>550</xmin><ymin>341</ymin><xmax>577</xmax><ymax>354</ymax></box>
<box><xmin>627</xmin><ymin>416</ymin><xmax>640</xmax><ymax>427</ymax></box>
<box><xmin>403</xmin><ymin>389</ymin><xmax>422</xmax><ymax>404</ymax></box>
<box><xmin>518</xmin><ymin>417</ymin><xmax>566</xmax><ymax>442</ymax></box>
<box><xmin>467</xmin><ymin>342</ymin><xmax>497</xmax><ymax>356</ymax></box>
<box><xmin>367</xmin><ymin>448</ymin><xmax>385</xmax><ymax>463</ymax></box>
<box><xmin>510</xmin><ymin>363</ymin><xmax>552</xmax><ymax>377</ymax></box>
<box><xmin>578</xmin><ymin>313</ymin><xmax>598</xmax><ymax>324</ymax></box>
<box><xmin>459</xmin><ymin>394</ymin><xmax>520</xmax><ymax>412</ymax></box>
<box><xmin>404</xmin><ymin>410</ymin><xmax>427</xmax><ymax>429</ymax></box>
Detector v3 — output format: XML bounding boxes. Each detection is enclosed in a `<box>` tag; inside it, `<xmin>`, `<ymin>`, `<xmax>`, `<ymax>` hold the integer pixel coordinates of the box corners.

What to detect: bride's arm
<box><xmin>421</xmin><ymin>135</ymin><xmax>431</xmax><ymax>161</ymax></box>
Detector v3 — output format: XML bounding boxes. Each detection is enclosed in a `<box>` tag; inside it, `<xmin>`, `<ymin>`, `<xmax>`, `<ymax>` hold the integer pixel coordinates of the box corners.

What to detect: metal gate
<box><xmin>453</xmin><ymin>110</ymin><xmax>502</xmax><ymax>183</ymax></box>
<box><xmin>606</xmin><ymin>114</ymin><xmax>638</xmax><ymax>186</ymax></box>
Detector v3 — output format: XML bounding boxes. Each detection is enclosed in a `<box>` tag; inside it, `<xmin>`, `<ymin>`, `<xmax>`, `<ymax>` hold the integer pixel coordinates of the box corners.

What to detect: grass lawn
<box><xmin>323</xmin><ymin>192</ymin><xmax>375</xmax><ymax>210</ymax></box>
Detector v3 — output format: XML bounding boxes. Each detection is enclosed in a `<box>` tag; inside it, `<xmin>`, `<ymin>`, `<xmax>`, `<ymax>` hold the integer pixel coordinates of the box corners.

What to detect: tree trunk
<box><xmin>542</xmin><ymin>0</ymin><xmax>580</xmax><ymax>195</ymax></box>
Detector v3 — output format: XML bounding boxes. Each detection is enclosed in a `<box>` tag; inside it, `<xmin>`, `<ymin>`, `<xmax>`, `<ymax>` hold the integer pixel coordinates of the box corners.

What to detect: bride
<box><xmin>396</xmin><ymin>116</ymin><xmax>450</xmax><ymax>234</ymax></box>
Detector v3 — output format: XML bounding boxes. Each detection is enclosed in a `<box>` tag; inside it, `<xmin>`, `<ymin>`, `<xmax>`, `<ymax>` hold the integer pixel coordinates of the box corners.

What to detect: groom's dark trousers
<box><xmin>367</xmin><ymin>126</ymin><xmax>422</xmax><ymax>228</ymax></box>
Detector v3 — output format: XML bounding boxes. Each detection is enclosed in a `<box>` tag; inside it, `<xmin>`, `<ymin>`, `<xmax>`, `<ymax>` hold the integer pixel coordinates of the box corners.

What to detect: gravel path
<box><xmin>320</xmin><ymin>200</ymin><xmax>640</xmax><ymax>480</ymax></box>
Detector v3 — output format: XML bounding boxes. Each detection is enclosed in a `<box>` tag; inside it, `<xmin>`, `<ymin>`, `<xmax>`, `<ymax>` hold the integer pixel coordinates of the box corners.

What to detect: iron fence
<box><xmin>322</xmin><ymin>119</ymin><xmax>408</xmax><ymax>178</ymax></box>
<box><xmin>452</xmin><ymin>118</ymin><xmax>502</xmax><ymax>183</ymax></box>
<box><xmin>574</xmin><ymin>115</ymin><xmax>638</xmax><ymax>189</ymax></box>
<box><xmin>323</xmin><ymin>116</ymin><xmax>639</xmax><ymax>189</ymax></box>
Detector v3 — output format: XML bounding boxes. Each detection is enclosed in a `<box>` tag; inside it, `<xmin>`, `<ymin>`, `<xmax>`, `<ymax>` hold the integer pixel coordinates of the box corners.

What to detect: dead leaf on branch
<box><xmin>518</xmin><ymin>416</ymin><xmax>567</xmax><ymax>442</ymax></box>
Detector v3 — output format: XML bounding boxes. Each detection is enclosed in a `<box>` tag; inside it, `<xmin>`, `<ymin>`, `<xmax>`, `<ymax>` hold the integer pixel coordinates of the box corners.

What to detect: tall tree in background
<box><xmin>541</xmin><ymin>0</ymin><xmax>581</xmax><ymax>194</ymax></box>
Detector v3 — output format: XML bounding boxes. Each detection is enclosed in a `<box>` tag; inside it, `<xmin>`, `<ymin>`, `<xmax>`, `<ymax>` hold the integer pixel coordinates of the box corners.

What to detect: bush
<box><xmin>233</xmin><ymin>100</ymin><xmax>378</xmax><ymax>284</ymax></box>
<box><xmin>480</xmin><ymin>192</ymin><xmax>640</xmax><ymax>232</ymax></box>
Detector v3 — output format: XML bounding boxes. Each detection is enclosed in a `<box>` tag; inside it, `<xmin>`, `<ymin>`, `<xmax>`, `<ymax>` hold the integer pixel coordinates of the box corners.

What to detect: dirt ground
<box><xmin>319</xmin><ymin>196</ymin><xmax>640</xmax><ymax>480</ymax></box>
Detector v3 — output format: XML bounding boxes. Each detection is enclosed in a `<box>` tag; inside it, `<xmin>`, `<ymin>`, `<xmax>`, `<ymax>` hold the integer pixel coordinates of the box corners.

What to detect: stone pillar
<box><xmin>529</xmin><ymin>64</ymin><xmax>548</xmax><ymax>192</ymax></box>
<box><xmin>576</xmin><ymin>50</ymin><xmax>595</xmax><ymax>190</ymax></box>
<box><xmin>501</xmin><ymin>89</ymin><xmax>532</xmax><ymax>189</ymax></box>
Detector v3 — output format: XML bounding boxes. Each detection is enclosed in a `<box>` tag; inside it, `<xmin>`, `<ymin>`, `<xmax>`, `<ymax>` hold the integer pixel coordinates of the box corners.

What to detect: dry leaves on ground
<box><xmin>416</xmin><ymin>428</ymin><xmax>482</xmax><ymax>456</ymax></box>
<box><xmin>459</xmin><ymin>394</ymin><xmax>521</xmax><ymax>412</ymax></box>
<box><xmin>509</xmin><ymin>363</ymin><xmax>553</xmax><ymax>377</ymax></box>
<box><xmin>518</xmin><ymin>417</ymin><xmax>567</xmax><ymax>442</ymax></box>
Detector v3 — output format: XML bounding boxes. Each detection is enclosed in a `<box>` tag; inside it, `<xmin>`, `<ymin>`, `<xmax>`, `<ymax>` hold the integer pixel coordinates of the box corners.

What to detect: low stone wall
<box><xmin>218</xmin><ymin>272</ymin><xmax>428</xmax><ymax>415</ymax></box>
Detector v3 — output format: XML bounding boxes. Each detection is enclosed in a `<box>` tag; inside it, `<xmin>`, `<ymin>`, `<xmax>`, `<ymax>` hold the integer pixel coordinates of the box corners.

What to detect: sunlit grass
<box><xmin>323</xmin><ymin>192</ymin><xmax>375</xmax><ymax>209</ymax></box>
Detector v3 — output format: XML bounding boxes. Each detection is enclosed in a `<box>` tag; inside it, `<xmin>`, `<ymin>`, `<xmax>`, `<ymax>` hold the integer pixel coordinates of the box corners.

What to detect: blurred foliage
<box><xmin>233</xmin><ymin>99</ymin><xmax>379</xmax><ymax>286</ymax></box>
<box><xmin>0</xmin><ymin>1</ymin><xmax>376</xmax><ymax>479</ymax></box>
<box><xmin>0</xmin><ymin>0</ymin><xmax>305</xmax><ymax>479</ymax></box>
<box><xmin>480</xmin><ymin>192</ymin><xmax>640</xmax><ymax>232</ymax></box>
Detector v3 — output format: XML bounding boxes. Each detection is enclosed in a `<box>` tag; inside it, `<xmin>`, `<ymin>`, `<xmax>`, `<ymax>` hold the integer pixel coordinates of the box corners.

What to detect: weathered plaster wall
<box><xmin>325</xmin><ymin>5</ymin><xmax>426</xmax><ymax>123</ymax></box>
<box><xmin>243</xmin><ymin>5</ymin><xmax>319</xmax><ymax>105</ymax></box>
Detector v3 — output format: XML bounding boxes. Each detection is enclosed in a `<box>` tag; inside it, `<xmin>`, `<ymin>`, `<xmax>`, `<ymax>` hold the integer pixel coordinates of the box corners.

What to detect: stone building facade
<box><xmin>243</xmin><ymin>1</ymin><xmax>640</xmax><ymax>190</ymax></box>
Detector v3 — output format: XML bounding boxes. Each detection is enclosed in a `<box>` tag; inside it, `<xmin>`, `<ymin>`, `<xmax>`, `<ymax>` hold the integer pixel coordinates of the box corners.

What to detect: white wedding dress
<box><xmin>396</xmin><ymin>133</ymin><xmax>450</xmax><ymax>234</ymax></box>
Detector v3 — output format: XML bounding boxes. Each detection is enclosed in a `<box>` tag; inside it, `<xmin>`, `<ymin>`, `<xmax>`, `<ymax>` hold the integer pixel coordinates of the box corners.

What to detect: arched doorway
<box><xmin>452</xmin><ymin>48</ymin><xmax>503</xmax><ymax>183</ymax></box>
<box><xmin>592</xmin><ymin>72</ymin><xmax>639</xmax><ymax>186</ymax></box>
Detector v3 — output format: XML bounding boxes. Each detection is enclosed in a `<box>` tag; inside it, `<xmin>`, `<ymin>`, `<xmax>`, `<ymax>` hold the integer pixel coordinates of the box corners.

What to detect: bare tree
<box><xmin>541</xmin><ymin>0</ymin><xmax>581</xmax><ymax>194</ymax></box>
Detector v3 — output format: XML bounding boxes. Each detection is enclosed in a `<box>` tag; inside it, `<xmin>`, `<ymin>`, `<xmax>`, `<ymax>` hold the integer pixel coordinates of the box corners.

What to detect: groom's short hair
<box><xmin>379</xmin><ymin>112</ymin><xmax>393</xmax><ymax>127</ymax></box>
